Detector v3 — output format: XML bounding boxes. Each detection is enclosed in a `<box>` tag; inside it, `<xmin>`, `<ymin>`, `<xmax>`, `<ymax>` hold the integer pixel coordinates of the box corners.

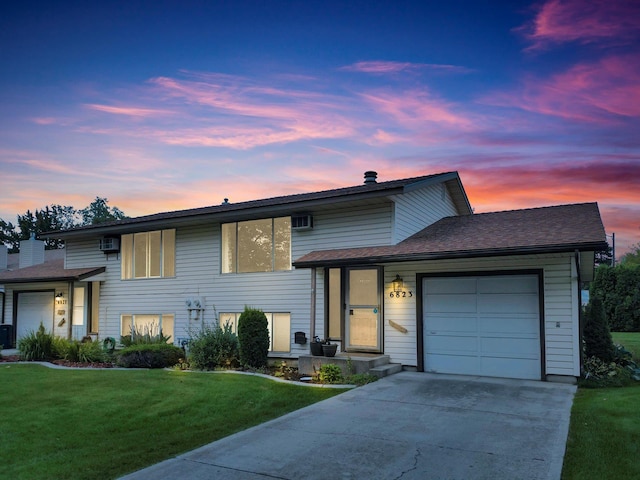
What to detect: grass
<box><xmin>561</xmin><ymin>384</ymin><xmax>640</xmax><ymax>479</ymax></box>
<box><xmin>611</xmin><ymin>331</ymin><xmax>640</xmax><ymax>358</ymax></box>
<box><xmin>562</xmin><ymin>331</ymin><xmax>640</xmax><ymax>479</ymax></box>
<box><xmin>0</xmin><ymin>365</ymin><xmax>345</xmax><ymax>480</ymax></box>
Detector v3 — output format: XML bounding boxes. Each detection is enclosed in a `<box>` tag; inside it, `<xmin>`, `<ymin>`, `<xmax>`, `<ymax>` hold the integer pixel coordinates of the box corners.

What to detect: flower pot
<box><xmin>310</xmin><ymin>342</ymin><xmax>324</xmax><ymax>356</ymax></box>
<box><xmin>322</xmin><ymin>344</ymin><xmax>338</xmax><ymax>357</ymax></box>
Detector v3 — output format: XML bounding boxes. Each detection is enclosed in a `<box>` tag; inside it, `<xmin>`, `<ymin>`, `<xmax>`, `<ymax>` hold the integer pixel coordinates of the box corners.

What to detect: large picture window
<box><xmin>219</xmin><ymin>312</ymin><xmax>291</xmax><ymax>352</ymax></box>
<box><xmin>121</xmin><ymin>229</ymin><xmax>175</xmax><ymax>279</ymax></box>
<box><xmin>221</xmin><ymin>217</ymin><xmax>290</xmax><ymax>273</ymax></box>
<box><xmin>121</xmin><ymin>314</ymin><xmax>175</xmax><ymax>342</ymax></box>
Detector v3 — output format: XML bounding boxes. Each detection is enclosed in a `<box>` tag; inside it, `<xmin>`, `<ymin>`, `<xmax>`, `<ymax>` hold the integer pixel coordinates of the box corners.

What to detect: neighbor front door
<box><xmin>345</xmin><ymin>267</ymin><xmax>382</xmax><ymax>352</ymax></box>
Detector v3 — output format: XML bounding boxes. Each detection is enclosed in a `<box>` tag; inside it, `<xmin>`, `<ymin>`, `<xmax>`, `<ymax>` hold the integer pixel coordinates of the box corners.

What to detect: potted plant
<box><xmin>322</xmin><ymin>339</ymin><xmax>338</xmax><ymax>357</ymax></box>
<box><xmin>310</xmin><ymin>336</ymin><xmax>324</xmax><ymax>356</ymax></box>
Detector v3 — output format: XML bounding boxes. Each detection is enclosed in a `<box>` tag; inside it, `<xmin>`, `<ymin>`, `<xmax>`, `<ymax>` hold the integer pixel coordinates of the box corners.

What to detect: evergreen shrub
<box><xmin>237</xmin><ymin>307</ymin><xmax>269</xmax><ymax>369</ymax></box>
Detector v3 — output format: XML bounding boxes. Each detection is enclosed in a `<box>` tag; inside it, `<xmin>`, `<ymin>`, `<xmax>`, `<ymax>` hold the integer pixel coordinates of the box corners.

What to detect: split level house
<box><xmin>0</xmin><ymin>171</ymin><xmax>607</xmax><ymax>382</ymax></box>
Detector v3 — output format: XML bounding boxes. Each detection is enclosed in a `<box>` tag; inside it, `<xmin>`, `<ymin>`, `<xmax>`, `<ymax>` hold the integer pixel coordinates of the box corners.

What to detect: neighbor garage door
<box><xmin>423</xmin><ymin>274</ymin><xmax>541</xmax><ymax>380</ymax></box>
<box><xmin>17</xmin><ymin>292</ymin><xmax>54</xmax><ymax>341</ymax></box>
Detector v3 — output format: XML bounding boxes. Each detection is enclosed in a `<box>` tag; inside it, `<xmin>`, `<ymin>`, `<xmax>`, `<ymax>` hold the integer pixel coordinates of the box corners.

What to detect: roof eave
<box><xmin>0</xmin><ymin>267</ymin><xmax>106</xmax><ymax>284</ymax></box>
<box><xmin>293</xmin><ymin>241</ymin><xmax>608</xmax><ymax>269</ymax></box>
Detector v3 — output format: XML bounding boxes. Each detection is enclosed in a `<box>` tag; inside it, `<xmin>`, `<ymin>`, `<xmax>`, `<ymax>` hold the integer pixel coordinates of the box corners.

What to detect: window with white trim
<box><xmin>219</xmin><ymin>312</ymin><xmax>291</xmax><ymax>352</ymax></box>
<box><xmin>120</xmin><ymin>314</ymin><xmax>175</xmax><ymax>342</ymax></box>
<box><xmin>221</xmin><ymin>217</ymin><xmax>291</xmax><ymax>273</ymax></box>
<box><xmin>121</xmin><ymin>229</ymin><xmax>175</xmax><ymax>279</ymax></box>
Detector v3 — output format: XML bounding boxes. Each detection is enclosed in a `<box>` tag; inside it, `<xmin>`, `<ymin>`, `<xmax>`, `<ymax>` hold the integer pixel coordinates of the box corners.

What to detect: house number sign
<box><xmin>390</xmin><ymin>291</ymin><xmax>413</xmax><ymax>298</ymax></box>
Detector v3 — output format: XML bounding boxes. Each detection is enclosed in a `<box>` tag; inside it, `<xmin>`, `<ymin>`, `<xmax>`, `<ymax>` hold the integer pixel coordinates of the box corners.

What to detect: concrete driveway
<box><xmin>120</xmin><ymin>372</ymin><xmax>576</xmax><ymax>480</ymax></box>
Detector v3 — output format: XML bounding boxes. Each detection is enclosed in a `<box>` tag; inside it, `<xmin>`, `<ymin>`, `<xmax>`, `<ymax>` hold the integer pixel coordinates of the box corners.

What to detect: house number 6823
<box><xmin>390</xmin><ymin>291</ymin><xmax>413</xmax><ymax>298</ymax></box>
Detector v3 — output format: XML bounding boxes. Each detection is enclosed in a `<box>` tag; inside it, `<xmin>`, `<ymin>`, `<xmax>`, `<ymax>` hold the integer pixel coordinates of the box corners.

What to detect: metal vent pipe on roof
<box><xmin>364</xmin><ymin>171</ymin><xmax>378</xmax><ymax>184</ymax></box>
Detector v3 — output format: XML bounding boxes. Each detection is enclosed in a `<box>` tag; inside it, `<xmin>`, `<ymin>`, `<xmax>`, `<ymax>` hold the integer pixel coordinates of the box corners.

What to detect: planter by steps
<box><xmin>310</xmin><ymin>341</ymin><xmax>324</xmax><ymax>356</ymax></box>
<box><xmin>322</xmin><ymin>343</ymin><xmax>338</xmax><ymax>357</ymax></box>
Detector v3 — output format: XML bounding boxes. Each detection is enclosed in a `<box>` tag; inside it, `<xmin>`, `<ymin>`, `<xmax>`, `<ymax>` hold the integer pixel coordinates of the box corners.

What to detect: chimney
<box><xmin>19</xmin><ymin>233</ymin><xmax>45</xmax><ymax>268</ymax></box>
<box><xmin>364</xmin><ymin>171</ymin><xmax>378</xmax><ymax>184</ymax></box>
<box><xmin>0</xmin><ymin>245</ymin><xmax>7</xmax><ymax>270</ymax></box>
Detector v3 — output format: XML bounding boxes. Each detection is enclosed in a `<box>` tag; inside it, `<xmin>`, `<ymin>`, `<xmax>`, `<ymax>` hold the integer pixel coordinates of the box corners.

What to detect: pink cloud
<box><xmin>360</xmin><ymin>89</ymin><xmax>475</xmax><ymax>130</ymax></box>
<box><xmin>85</xmin><ymin>104</ymin><xmax>174</xmax><ymax>117</ymax></box>
<box><xmin>340</xmin><ymin>61</ymin><xmax>472</xmax><ymax>74</ymax></box>
<box><xmin>485</xmin><ymin>54</ymin><xmax>640</xmax><ymax>123</ymax></box>
<box><xmin>518</xmin><ymin>0</ymin><xmax>640</xmax><ymax>50</ymax></box>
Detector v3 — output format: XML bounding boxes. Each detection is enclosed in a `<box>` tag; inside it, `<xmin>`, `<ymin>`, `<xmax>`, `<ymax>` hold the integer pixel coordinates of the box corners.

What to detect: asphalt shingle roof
<box><xmin>0</xmin><ymin>258</ymin><xmax>104</xmax><ymax>284</ymax></box>
<box><xmin>293</xmin><ymin>202</ymin><xmax>607</xmax><ymax>267</ymax></box>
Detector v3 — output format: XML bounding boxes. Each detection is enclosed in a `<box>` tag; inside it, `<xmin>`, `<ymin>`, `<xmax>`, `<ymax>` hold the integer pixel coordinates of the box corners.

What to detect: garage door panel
<box><xmin>425</xmin><ymin>353</ymin><xmax>479</xmax><ymax>375</ymax></box>
<box><xmin>481</xmin><ymin>357</ymin><xmax>540</xmax><ymax>379</ymax></box>
<box><xmin>478</xmin><ymin>294</ymin><xmax>539</xmax><ymax>314</ymax></box>
<box><xmin>478</xmin><ymin>276</ymin><xmax>538</xmax><ymax>294</ymax></box>
<box><xmin>424</xmin><ymin>278</ymin><xmax>476</xmax><ymax>294</ymax></box>
<box><xmin>481</xmin><ymin>336</ymin><xmax>540</xmax><ymax>356</ymax></box>
<box><xmin>479</xmin><ymin>315</ymin><xmax>540</xmax><ymax>334</ymax></box>
<box><xmin>425</xmin><ymin>315</ymin><xmax>477</xmax><ymax>333</ymax></box>
<box><xmin>425</xmin><ymin>294</ymin><xmax>477</xmax><ymax>314</ymax></box>
<box><xmin>426</xmin><ymin>334</ymin><xmax>478</xmax><ymax>354</ymax></box>
<box><xmin>423</xmin><ymin>274</ymin><xmax>541</xmax><ymax>380</ymax></box>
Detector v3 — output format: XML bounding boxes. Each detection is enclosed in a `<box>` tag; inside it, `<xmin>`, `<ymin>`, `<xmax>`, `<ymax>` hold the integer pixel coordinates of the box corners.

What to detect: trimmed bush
<box><xmin>584</xmin><ymin>297</ymin><xmax>615</xmax><ymax>362</ymax></box>
<box><xmin>18</xmin><ymin>324</ymin><xmax>56</xmax><ymax>361</ymax></box>
<box><xmin>116</xmin><ymin>344</ymin><xmax>183</xmax><ymax>368</ymax></box>
<box><xmin>317</xmin><ymin>363</ymin><xmax>343</xmax><ymax>384</ymax></box>
<box><xmin>237</xmin><ymin>307</ymin><xmax>269</xmax><ymax>369</ymax></box>
<box><xmin>188</xmin><ymin>321</ymin><xmax>239</xmax><ymax>370</ymax></box>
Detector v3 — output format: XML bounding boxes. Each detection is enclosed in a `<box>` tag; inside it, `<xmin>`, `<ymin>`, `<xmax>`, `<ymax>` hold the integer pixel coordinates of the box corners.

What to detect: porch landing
<box><xmin>298</xmin><ymin>353</ymin><xmax>402</xmax><ymax>378</ymax></box>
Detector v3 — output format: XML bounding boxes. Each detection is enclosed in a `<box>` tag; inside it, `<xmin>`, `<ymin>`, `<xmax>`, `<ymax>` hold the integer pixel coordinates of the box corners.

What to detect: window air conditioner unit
<box><xmin>291</xmin><ymin>214</ymin><xmax>313</xmax><ymax>230</ymax></box>
<box><xmin>99</xmin><ymin>237</ymin><xmax>120</xmax><ymax>253</ymax></box>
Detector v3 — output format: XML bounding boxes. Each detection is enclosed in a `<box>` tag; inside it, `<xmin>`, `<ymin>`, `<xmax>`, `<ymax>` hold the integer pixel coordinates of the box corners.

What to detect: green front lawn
<box><xmin>0</xmin><ymin>365</ymin><xmax>345</xmax><ymax>480</ymax></box>
<box><xmin>562</xmin><ymin>384</ymin><xmax>640</xmax><ymax>479</ymax></box>
<box><xmin>562</xmin><ymin>332</ymin><xmax>640</xmax><ymax>479</ymax></box>
<box><xmin>612</xmin><ymin>331</ymin><xmax>640</xmax><ymax>359</ymax></box>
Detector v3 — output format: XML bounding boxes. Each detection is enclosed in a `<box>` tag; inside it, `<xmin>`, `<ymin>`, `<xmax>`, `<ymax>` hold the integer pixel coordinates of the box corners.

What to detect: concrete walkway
<box><xmin>120</xmin><ymin>372</ymin><xmax>576</xmax><ymax>480</ymax></box>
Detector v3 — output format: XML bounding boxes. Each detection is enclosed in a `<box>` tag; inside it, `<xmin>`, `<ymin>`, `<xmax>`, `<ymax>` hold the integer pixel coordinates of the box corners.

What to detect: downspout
<box><xmin>310</xmin><ymin>268</ymin><xmax>316</xmax><ymax>340</ymax></box>
<box><xmin>0</xmin><ymin>291</ymin><xmax>5</xmax><ymax>324</ymax></box>
<box><xmin>575</xmin><ymin>250</ymin><xmax>584</xmax><ymax>374</ymax></box>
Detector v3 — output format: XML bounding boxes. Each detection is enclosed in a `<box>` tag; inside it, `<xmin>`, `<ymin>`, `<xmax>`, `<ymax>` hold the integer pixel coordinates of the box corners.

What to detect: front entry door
<box><xmin>345</xmin><ymin>268</ymin><xmax>382</xmax><ymax>352</ymax></box>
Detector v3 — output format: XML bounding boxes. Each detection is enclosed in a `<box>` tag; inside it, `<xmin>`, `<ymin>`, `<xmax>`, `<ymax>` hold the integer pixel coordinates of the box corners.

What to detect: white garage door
<box><xmin>17</xmin><ymin>292</ymin><xmax>54</xmax><ymax>340</ymax></box>
<box><xmin>423</xmin><ymin>275</ymin><xmax>541</xmax><ymax>380</ymax></box>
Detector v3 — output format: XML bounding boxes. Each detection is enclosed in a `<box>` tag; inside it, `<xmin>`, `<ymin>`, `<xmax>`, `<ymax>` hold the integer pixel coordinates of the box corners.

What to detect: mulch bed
<box><xmin>0</xmin><ymin>355</ymin><xmax>114</xmax><ymax>368</ymax></box>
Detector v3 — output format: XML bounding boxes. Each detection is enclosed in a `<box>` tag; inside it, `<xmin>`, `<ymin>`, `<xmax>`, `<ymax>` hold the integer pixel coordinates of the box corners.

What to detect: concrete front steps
<box><xmin>298</xmin><ymin>353</ymin><xmax>402</xmax><ymax>378</ymax></box>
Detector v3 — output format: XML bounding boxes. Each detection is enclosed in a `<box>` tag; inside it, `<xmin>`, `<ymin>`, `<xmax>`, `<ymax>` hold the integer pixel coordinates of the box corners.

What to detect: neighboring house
<box><xmin>0</xmin><ymin>171</ymin><xmax>607</xmax><ymax>382</ymax></box>
<box><xmin>0</xmin><ymin>240</ymin><xmax>105</xmax><ymax>346</ymax></box>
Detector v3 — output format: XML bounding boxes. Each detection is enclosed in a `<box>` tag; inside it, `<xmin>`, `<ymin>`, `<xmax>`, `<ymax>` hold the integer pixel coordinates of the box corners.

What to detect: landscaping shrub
<box><xmin>317</xmin><ymin>363</ymin><xmax>343</xmax><ymax>384</ymax></box>
<box><xmin>584</xmin><ymin>297</ymin><xmax>615</xmax><ymax>362</ymax></box>
<box><xmin>18</xmin><ymin>324</ymin><xmax>56</xmax><ymax>361</ymax></box>
<box><xmin>120</xmin><ymin>323</ymin><xmax>172</xmax><ymax>347</ymax></box>
<box><xmin>116</xmin><ymin>344</ymin><xmax>183</xmax><ymax>368</ymax></box>
<box><xmin>188</xmin><ymin>321</ymin><xmax>239</xmax><ymax>370</ymax></box>
<box><xmin>237</xmin><ymin>307</ymin><xmax>269</xmax><ymax>369</ymax></box>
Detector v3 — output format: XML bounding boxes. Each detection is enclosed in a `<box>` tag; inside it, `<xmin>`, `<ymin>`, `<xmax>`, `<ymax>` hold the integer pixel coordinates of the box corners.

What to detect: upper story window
<box><xmin>221</xmin><ymin>217</ymin><xmax>291</xmax><ymax>273</ymax></box>
<box><xmin>121</xmin><ymin>229</ymin><xmax>175</xmax><ymax>279</ymax></box>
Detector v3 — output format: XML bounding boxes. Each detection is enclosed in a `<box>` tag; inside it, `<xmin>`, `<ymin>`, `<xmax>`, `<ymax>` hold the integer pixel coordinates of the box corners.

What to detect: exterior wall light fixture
<box><xmin>392</xmin><ymin>274</ymin><xmax>404</xmax><ymax>294</ymax></box>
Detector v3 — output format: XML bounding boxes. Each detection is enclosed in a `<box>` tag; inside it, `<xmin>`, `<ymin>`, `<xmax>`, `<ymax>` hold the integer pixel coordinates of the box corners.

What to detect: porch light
<box><xmin>55</xmin><ymin>292</ymin><xmax>64</xmax><ymax>299</ymax></box>
<box><xmin>392</xmin><ymin>275</ymin><xmax>404</xmax><ymax>293</ymax></box>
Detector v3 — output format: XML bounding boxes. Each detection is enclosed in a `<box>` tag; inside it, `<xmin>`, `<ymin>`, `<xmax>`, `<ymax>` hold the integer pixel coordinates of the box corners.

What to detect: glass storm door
<box><xmin>345</xmin><ymin>268</ymin><xmax>381</xmax><ymax>352</ymax></box>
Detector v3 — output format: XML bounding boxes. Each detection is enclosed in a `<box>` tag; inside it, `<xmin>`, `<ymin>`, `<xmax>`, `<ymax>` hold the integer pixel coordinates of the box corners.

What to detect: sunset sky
<box><xmin>1</xmin><ymin>0</ymin><xmax>638</xmax><ymax>255</ymax></box>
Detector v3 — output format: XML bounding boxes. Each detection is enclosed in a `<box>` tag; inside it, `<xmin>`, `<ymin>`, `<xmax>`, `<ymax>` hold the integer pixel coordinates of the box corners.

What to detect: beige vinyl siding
<box><xmin>381</xmin><ymin>253</ymin><xmax>580</xmax><ymax>376</ymax></box>
<box><xmin>293</xmin><ymin>203</ymin><xmax>393</xmax><ymax>257</ymax></box>
<box><xmin>391</xmin><ymin>183</ymin><xmax>458</xmax><ymax>243</ymax></box>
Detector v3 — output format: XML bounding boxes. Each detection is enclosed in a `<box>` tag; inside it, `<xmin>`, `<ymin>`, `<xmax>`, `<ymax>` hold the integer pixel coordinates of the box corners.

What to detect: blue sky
<box><xmin>1</xmin><ymin>0</ymin><xmax>638</xmax><ymax>254</ymax></box>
